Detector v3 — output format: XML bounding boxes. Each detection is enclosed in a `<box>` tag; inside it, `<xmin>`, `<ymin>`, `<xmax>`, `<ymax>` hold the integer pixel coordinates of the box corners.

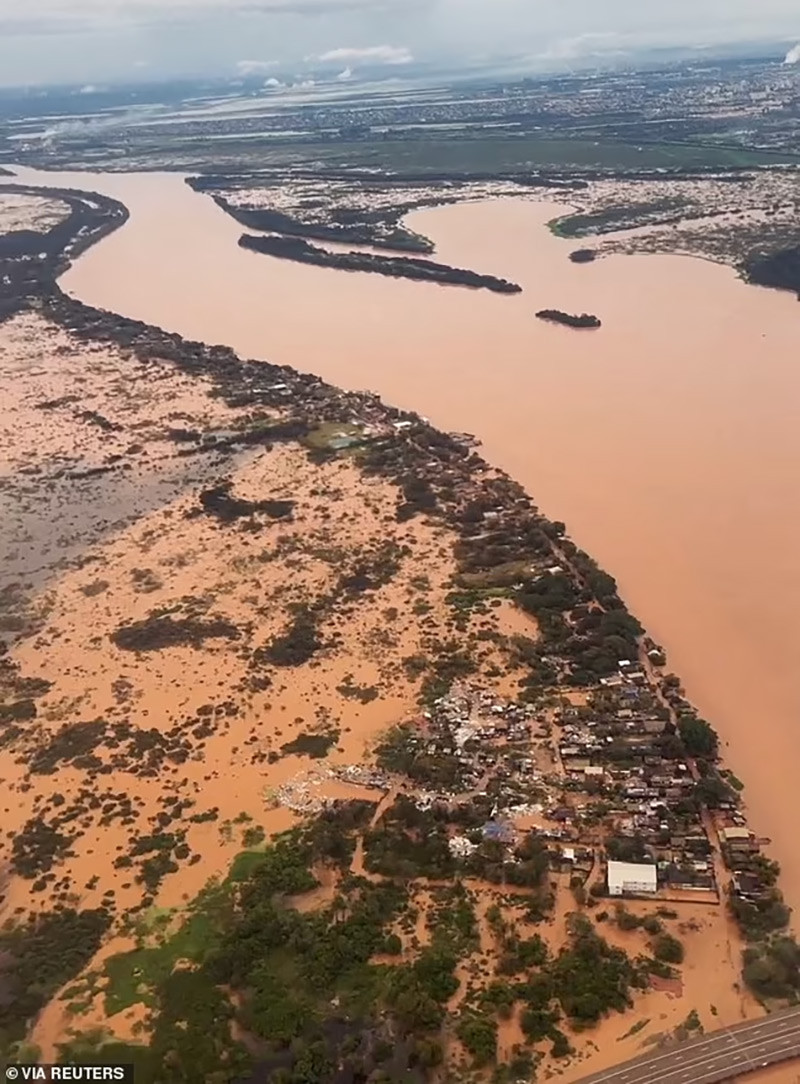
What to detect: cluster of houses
<box><xmin>306</xmin><ymin>656</ymin><xmax>769</xmax><ymax>911</ymax></box>
<box><xmin>405</xmin><ymin>684</ymin><xmax>552</xmax><ymax>804</ymax></box>
<box><xmin>599</xmin><ymin>820</ymin><xmax>769</xmax><ymax>904</ymax></box>
<box><xmin>717</xmin><ymin>820</ymin><xmax>774</xmax><ymax>904</ymax></box>
<box><xmin>340</xmin><ymin>675</ymin><xmax>729</xmax><ymax>900</ymax></box>
<box><xmin>553</xmin><ymin>664</ymin><xmax>724</xmax><ymax>899</ymax></box>
<box><xmin>425</xmin><ymin>685</ymin><xmax>541</xmax><ymax>749</ymax></box>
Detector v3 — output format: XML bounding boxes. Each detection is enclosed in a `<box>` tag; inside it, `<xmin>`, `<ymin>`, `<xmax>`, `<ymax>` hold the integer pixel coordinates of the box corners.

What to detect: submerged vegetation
<box><xmin>569</xmin><ymin>248</ymin><xmax>597</xmax><ymax>263</ymax></box>
<box><xmin>0</xmin><ymin>908</ymin><xmax>111</xmax><ymax>1052</ymax></box>
<box><xmin>744</xmin><ymin>245</ymin><xmax>800</xmax><ymax>298</ymax></box>
<box><xmin>551</xmin><ymin>200</ymin><xmax>686</xmax><ymax>238</ymax></box>
<box><xmin>0</xmin><ymin>183</ymin><xmax>127</xmax><ymax>321</ymax></box>
<box><xmin>110</xmin><ymin>611</ymin><xmax>240</xmax><ymax>652</ymax></box>
<box><xmin>197</xmin><ymin>186</ymin><xmax>436</xmax><ymax>253</ymax></box>
<box><xmin>47</xmin><ymin>817</ymin><xmax>665</xmax><ymax>1083</ymax></box>
<box><xmin>198</xmin><ymin>482</ymin><xmax>295</xmax><ymax>523</ymax></box>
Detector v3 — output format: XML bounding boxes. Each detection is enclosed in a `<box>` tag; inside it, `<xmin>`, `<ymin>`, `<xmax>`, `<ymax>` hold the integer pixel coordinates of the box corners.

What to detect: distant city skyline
<box><xmin>0</xmin><ymin>0</ymin><xmax>797</xmax><ymax>87</ymax></box>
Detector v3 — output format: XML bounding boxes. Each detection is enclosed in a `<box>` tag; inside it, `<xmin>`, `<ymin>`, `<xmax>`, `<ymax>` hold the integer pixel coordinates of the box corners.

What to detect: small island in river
<box><xmin>536</xmin><ymin>308</ymin><xmax>602</xmax><ymax>329</ymax></box>
<box><xmin>239</xmin><ymin>232</ymin><xmax>523</xmax><ymax>294</ymax></box>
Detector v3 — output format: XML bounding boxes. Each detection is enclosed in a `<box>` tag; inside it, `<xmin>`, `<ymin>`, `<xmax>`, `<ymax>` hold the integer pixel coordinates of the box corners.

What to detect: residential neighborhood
<box><xmin>292</xmin><ymin>643</ymin><xmax>779</xmax><ymax>920</ymax></box>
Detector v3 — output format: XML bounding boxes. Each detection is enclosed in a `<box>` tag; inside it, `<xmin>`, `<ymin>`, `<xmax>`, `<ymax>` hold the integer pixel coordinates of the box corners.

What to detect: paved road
<box><xmin>573</xmin><ymin>1006</ymin><xmax>800</xmax><ymax>1084</ymax></box>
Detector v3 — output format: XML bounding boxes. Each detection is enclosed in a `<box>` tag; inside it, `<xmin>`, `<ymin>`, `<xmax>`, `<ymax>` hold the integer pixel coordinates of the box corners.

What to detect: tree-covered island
<box><xmin>535</xmin><ymin>309</ymin><xmax>602</xmax><ymax>329</ymax></box>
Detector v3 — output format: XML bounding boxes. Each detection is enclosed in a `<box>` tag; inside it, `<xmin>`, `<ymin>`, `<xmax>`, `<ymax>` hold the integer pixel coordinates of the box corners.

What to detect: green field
<box><xmin>299</xmin><ymin>135</ymin><xmax>800</xmax><ymax>173</ymax></box>
<box><xmin>71</xmin><ymin>130</ymin><xmax>800</xmax><ymax>176</ymax></box>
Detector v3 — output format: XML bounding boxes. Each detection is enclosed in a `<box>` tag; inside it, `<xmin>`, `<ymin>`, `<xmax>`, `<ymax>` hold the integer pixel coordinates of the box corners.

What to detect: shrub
<box><xmin>653</xmin><ymin>933</ymin><xmax>685</xmax><ymax>965</ymax></box>
<box><xmin>457</xmin><ymin>1014</ymin><xmax>498</xmax><ymax>1067</ymax></box>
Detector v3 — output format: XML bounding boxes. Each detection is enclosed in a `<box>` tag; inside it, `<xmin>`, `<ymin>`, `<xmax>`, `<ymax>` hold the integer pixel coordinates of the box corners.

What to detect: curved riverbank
<box><xmin>7</xmin><ymin>163</ymin><xmax>800</xmax><ymax>923</ymax></box>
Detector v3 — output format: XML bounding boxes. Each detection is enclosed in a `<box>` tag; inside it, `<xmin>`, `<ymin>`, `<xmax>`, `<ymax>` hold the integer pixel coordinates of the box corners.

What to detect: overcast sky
<box><xmin>0</xmin><ymin>0</ymin><xmax>797</xmax><ymax>87</ymax></box>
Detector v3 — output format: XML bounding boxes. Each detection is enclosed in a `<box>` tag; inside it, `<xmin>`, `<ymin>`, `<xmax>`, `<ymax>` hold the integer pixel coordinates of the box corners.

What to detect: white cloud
<box><xmin>0</xmin><ymin>0</ymin><xmax>413</xmax><ymax>32</ymax></box>
<box><xmin>336</xmin><ymin>65</ymin><xmax>352</xmax><ymax>79</ymax></box>
<box><xmin>0</xmin><ymin>0</ymin><xmax>798</xmax><ymax>87</ymax></box>
<box><xmin>317</xmin><ymin>44</ymin><xmax>413</xmax><ymax>65</ymax></box>
<box><xmin>236</xmin><ymin>58</ymin><xmax>278</xmax><ymax>74</ymax></box>
<box><xmin>785</xmin><ymin>43</ymin><xmax>800</xmax><ymax>63</ymax></box>
<box><xmin>264</xmin><ymin>75</ymin><xmax>282</xmax><ymax>85</ymax></box>
<box><xmin>537</xmin><ymin>32</ymin><xmax>632</xmax><ymax>61</ymax></box>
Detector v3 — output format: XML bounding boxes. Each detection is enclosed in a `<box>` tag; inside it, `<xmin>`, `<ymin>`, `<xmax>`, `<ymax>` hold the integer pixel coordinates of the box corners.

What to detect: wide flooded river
<box><xmin>10</xmin><ymin>165</ymin><xmax>800</xmax><ymax>916</ymax></box>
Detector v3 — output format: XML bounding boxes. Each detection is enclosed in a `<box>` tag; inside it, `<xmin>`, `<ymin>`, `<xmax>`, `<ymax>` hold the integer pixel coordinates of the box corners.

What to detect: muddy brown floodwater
<box><xmin>9</xmin><ymin>164</ymin><xmax>800</xmax><ymax>921</ymax></box>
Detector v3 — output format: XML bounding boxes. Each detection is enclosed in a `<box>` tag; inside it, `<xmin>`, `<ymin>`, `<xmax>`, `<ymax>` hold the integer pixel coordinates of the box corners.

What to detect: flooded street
<box><xmin>10</xmin><ymin>164</ymin><xmax>800</xmax><ymax>917</ymax></box>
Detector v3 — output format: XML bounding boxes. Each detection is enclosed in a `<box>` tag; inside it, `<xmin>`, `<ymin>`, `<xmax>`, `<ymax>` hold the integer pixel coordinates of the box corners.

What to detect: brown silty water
<box><xmin>10</xmin><ymin>164</ymin><xmax>800</xmax><ymax>921</ymax></box>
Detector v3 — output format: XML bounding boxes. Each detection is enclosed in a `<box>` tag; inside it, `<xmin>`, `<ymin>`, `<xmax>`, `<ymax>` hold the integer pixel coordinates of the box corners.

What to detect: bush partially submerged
<box><xmin>263</xmin><ymin>609</ymin><xmax>321</xmax><ymax>667</ymax></box>
<box><xmin>111</xmin><ymin>614</ymin><xmax>240</xmax><ymax>652</ymax></box>
<box><xmin>199</xmin><ymin>483</ymin><xmax>294</xmax><ymax>524</ymax></box>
